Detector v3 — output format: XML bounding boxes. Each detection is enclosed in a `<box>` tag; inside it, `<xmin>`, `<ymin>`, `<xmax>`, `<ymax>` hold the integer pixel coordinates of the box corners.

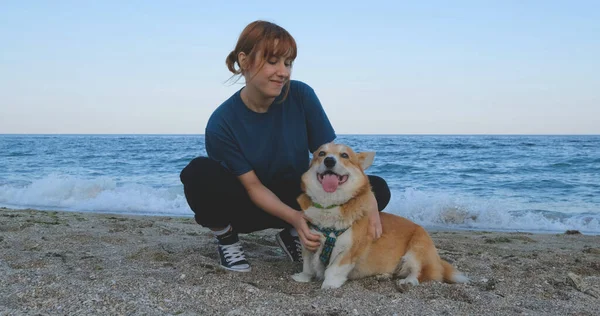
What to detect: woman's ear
<box><xmin>237</xmin><ymin>52</ymin><xmax>248</xmax><ymax>72</ymax></box>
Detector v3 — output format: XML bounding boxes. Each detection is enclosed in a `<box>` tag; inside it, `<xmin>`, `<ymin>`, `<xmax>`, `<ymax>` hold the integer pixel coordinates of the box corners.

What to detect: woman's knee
<box><xmin>180</xmin><ymin>156</ymin><xmax>221</xmax><ymax>185</ymax></box>
<box><xmin>193</xmin><ymin>213</ymin><xmax>227</xmax><ymax>229</ymax></box>
<box><xmin>368</xmin><ymin>175</ymin><xmax>391</xmax><ymax>211</ymax></box>
<box><xmin>181</xmin><ymin>157</ymin><xmax>247</xmax><ymax>227</ymax></box>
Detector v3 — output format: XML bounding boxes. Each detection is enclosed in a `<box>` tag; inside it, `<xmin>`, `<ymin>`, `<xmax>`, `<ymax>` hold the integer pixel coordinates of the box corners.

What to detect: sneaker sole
<box><xmin>275</xmin><ymin>233</ymin><xmax>295</xmax><ymax>262</ymax></box>
<box><xmin>219</xmin><ymin>264</ymin><xmax>252</xmax><ymax>273</ymax></box>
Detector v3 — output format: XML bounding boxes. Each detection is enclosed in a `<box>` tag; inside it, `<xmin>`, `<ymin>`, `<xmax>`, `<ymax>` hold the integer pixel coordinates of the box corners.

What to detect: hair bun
<box><xmin>226</xmin><ymin>50</ymin><xmax>239</xmax><ymax>74</ymax></box>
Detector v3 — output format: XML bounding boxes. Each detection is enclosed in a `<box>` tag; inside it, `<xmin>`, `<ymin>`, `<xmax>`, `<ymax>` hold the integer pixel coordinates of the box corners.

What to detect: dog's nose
<box><xmin>324</xmin><ymin>157</ymin><xmax>336</xmax><ymax>169</ymax></box>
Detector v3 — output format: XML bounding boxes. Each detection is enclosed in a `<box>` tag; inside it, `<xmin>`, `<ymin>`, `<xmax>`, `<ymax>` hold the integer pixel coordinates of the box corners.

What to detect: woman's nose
<box><xmin>277</xmin><ymin>63</ymin><xmax>290</xmax><ymax>77</ymax></box>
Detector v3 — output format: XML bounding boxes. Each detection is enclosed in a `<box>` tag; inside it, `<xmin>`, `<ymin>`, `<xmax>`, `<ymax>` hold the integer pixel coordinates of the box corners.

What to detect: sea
<box><xmin>1</xmin><ymin>134</ymin><xmax>599</xmax><ymax>234</ymax></box>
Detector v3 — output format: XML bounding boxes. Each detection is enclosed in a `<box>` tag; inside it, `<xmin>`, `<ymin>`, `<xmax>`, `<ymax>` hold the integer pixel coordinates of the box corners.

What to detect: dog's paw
<box><xmin>397</xmin><ymin>276</ymin><xmax>419</xmax><ymax>286</ymax></box>
<box><xmin>315</xmin><ymin>270</ymin><xmax>325</xmax><ymax>280</ymax></box>
<box><xmin>395</xmin><ymin>282</ymin><xmax>411</xmax><ymax>293</ymax></box>
<box><xmin>321</xmin><ymin>282</ymin><xmax>342</xmax><ymax>289</ymax></box>
<box><xmin>292</xmin><ymin>273</ymin><xmax>312</xmax><ymax>283</ymax></box>
<box><xmin>395</xmin><ymin>277</ymin><xmax>419</xmax><ymax>292</ymax></box>
<box><xmin>375</xmin><ymin>273</ymin><xmax>393</xmax><ymax>281</ymax></box>
<box><xmin>321</xmin><ymin>278</ymin><xmax>346</xmax><ymax>289</ymax></box>
<box><xmin>452</xmin><ymin>273</ymin><xmax>470</xmax><ymax>284</ymax></box>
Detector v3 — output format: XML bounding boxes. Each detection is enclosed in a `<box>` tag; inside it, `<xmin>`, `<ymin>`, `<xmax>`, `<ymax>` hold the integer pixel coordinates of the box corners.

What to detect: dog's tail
<box><xmin>441</xmin><ymin>259</ymin><xmax>469</xmax><ymax>284</ymax></box>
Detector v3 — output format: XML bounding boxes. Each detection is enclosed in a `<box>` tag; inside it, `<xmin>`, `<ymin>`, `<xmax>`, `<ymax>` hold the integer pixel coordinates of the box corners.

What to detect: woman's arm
<box><xmin>238</xmin><ymin>170</ymin><xmax>321</xmax><ymax>251</ymax></box>
<box><xmin>367</xmin><ymin>195</ymin><xmax>382</xmax><ymax>240</ymax></box>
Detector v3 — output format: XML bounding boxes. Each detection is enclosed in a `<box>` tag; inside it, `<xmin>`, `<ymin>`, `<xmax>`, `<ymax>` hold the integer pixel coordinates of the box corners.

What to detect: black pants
<box><xmin>180</xmin><ymin>157</ymin><xmax>391</xmax><ymax>233</ymax></box>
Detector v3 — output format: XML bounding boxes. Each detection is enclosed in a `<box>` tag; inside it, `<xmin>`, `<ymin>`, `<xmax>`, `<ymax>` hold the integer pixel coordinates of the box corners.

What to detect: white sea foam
<box><xmin>0</xmin><ymin>174</ymin><xmax>190</xmax><ymax>216</ymax></box>
<box><xmin>1</xmin><ymin>175</ymin><xmax>599</xmax><ymax>234</ymax></box>
<box><xmin>387</xmin><ymin>187</ymin><xmax>600</xmax><ymax>234</ymax></box>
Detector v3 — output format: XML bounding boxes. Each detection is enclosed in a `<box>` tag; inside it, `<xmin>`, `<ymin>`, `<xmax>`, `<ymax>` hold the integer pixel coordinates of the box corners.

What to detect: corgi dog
<box><xmin>292</xmin><ymin>142</ymin><xmax>469</xmax><ymax>289</ymax></box>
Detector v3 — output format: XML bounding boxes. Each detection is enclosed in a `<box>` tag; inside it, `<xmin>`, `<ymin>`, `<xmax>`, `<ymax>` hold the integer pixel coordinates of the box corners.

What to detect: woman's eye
<box><xmin>318</xmin><ymin>151</ymin><xmax>326</xmax><ymax>157</ymax></box>
<box><xmin>341</xmin><ymin>153</ymin><xmax>349</xmax><ymax>159</ymax></box>
<box><xmin>268</xmin><ymin>59</ymin><xmax>277</xmax><ymax>65</ymax></box>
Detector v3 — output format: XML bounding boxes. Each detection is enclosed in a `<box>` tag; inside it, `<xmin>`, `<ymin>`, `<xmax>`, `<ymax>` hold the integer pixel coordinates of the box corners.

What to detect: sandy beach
<box><xmin>1</xmin><ymin>207</ymin><xmax>599</xmax><ymax>315</ymax></box>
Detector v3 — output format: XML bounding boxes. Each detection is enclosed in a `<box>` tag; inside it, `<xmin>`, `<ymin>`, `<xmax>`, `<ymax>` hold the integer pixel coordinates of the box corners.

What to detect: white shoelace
<box><xmin>220</xmin><ymin>242</ymin><xmax>247</xmax><ymax>264</ymax></box>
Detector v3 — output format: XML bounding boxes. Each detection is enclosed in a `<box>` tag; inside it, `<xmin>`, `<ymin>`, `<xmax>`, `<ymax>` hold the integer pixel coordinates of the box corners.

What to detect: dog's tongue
<box><xmin>322</xmin><ymin>174</ymin><xmax>339</xmax><ymax>193</ymax></box>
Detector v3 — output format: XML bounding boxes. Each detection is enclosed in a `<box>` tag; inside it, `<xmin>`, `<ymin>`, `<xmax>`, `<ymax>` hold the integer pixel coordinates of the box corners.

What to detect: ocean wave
<box><xmin>5</xmin><ymin>152</ymin><xmax>36</xmax><ymax>157</ymax></box>
<box><xmin>548</xmin><ymin>162</ymin><xmax>572</xmax><ymax>168</ymax></box>
<box><xmin>435</xmin><ymin>143</ymin><xmax>489</xmax><ymax>150</ymax></box>
<box><xmin>520</xmin><ymin>142</ymin><xmax>537</xmax><ymax>147</ymax></box>
<box><xmin>0</xmin><ymin>174</ymin><xmax>190</xmax><ymax>217</ymax></box>
<box><xmin>499</xmin><ymin>179</ymin><xmax>576</xmax><ymax>190</ymax></box>
<box><xmin>386</xmin><ymin>188</ymin><xmax>600</xmax><ymax>234</ymax></box>
<box><xmin>1</xmin><ymin>175</ymin><xmax>598</xmax><ymax>234</ymax></box>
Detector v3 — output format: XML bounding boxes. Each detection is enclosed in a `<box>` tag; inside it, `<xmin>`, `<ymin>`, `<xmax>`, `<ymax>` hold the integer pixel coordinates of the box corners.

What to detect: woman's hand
<box><xmin>238</xmin><ymin>171</ymin><xmax>322</xmax><ymax>251</ymax></box>
<box><xmin>291</xmin><ymin>212</ymin><xmax>321</xmax><ymax>252</ymax></box>
<box><xmin>367</xmin><ymin>199</ymin><xmax>382</xmax><ymax>240</ymax></box>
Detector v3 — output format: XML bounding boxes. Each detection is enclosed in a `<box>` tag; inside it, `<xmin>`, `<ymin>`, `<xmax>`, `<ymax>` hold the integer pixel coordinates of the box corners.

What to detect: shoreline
<box><xmin>2</xmin><ymin>206</ymin><xmax>597</xmax><ymax>236</ymax></box>
<box><xmin>1</xmin><ymin>208</ymin><xmax>599</xmax><ymax>315</ymax></box>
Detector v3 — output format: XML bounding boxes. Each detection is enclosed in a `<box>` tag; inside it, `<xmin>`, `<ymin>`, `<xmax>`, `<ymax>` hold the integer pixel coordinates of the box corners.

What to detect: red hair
<box><xmin>226</xmin><ymin>21</ymin><xmax>297</xmax><ymax>101</ymax></box>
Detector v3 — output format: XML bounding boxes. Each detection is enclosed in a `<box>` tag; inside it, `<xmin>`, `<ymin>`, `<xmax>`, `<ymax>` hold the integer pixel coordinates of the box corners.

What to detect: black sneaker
<box><xmin>276</xmin><ymin>228</ymin><xmax>303</xmax><ymax>262</ymax></box>
<box><xmin>216</xmin><ymin>229</ymin><xmax>251</xmax><ymax>272</ymax></box>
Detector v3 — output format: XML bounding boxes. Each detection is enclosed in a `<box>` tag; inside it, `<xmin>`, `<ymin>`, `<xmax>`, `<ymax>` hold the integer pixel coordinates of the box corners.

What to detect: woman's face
<box><xmin>242</xmin><ymin>53</ymin><xmax>293</xmax><ymax>99</ymax></box>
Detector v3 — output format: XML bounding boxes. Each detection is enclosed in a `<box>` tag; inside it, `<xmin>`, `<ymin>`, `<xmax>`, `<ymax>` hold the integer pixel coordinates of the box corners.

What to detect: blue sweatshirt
<box><xmin>205</xmin><ymin>80</ymin><xmax>336</xmax><ymax>186</ymax></box>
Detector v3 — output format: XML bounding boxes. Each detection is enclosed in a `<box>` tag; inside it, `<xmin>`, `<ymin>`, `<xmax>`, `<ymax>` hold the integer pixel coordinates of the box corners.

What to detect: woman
<box><xmin>180</xmin><ymin>20</ymin><xmax>391</xmax><ymax>272</ymax></box>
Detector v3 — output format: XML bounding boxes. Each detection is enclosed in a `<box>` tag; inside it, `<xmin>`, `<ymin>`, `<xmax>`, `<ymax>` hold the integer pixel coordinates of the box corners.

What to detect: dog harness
<box><xmin>308</xmin><ymin>222</ymin><xmax>348</xmax><ymax>266</ymax></box>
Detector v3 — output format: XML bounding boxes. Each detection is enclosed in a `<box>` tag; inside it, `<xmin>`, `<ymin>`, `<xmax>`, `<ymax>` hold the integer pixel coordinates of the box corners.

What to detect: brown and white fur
<box><xmin>292</xmin><ymin>142</ymin><xmax>469</xmax><ymax>289</ymax></box>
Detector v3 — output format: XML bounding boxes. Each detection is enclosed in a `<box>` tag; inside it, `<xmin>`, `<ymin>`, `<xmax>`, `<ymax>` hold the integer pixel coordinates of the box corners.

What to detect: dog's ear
<box><xmin>357</xmin><ymin>152</ymin><xmax>375</xmax><ymax>170</ymax></box>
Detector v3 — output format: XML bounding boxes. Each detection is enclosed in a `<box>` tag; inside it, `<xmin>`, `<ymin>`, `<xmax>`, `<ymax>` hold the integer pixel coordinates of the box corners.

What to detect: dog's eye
<box><xmin>340</xmin><ymin>153</ymin><xmax>349</xmax><ymax>159</ymax></box>
<box><xmin>318</xmin><ymin>151</ymin><xmax>326</xmax><ymax>157</ymax></box>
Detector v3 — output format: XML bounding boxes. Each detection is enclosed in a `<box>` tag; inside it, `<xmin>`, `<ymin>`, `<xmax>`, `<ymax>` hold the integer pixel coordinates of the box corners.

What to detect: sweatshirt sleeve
<box><xmin>300</xmin><ymin>83</ymin><xmax>336</xmax><ymax>152</ymax></box>
<box><xmin>205</xmin><ymin>129</ymin><xmax>253</xmax><ymax>176</ymax></box>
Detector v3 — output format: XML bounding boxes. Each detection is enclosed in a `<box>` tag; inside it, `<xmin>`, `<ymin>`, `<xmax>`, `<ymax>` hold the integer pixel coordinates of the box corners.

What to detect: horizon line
<box><xmin>1</xmin><ymin>133</ymin><xmax>599</xmax><ymax>136</ymax></box>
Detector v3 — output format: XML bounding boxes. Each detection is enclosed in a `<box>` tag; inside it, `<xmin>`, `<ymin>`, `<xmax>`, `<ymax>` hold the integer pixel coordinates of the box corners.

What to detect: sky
<box><xmin>1</xmin><ymin>1</ymin><xmax>599</xmax><ymax>134</ymax></box>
